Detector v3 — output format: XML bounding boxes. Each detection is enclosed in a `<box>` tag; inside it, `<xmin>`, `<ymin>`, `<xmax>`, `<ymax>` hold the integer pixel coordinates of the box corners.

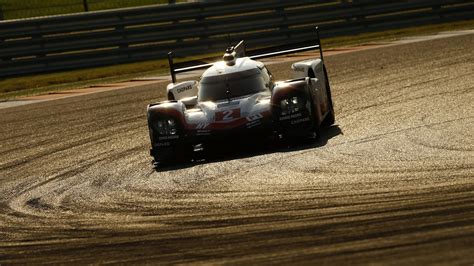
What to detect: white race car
<box><xmin>147</xmin><ymin>27</ymin><xmax>335</xmax><ymax>167</ymax></box>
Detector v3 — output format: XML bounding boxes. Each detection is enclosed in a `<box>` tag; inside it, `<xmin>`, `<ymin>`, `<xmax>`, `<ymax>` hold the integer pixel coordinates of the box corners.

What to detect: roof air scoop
<box><xmin>223</xmin><ymin>47</ymin><xmax>236</xmax><ymax>66</ymax></box>
<box><xmin>223</xmin><ymin>40</ymin><xmax>245</xmax><ymax>66</ymax></box>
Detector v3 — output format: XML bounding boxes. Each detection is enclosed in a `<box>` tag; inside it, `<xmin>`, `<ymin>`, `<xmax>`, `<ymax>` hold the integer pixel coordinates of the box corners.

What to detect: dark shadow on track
<box><xmin>154</xmin><ymin>125</ymin><xmax>342</xmax><ymax>172</ymax></box>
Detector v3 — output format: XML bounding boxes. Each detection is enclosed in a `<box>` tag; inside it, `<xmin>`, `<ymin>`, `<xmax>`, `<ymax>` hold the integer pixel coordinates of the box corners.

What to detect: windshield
<box><xmin>199</xmin><ymin>68</ymin><xmax>267</xmax><ymax>102</ymax></box>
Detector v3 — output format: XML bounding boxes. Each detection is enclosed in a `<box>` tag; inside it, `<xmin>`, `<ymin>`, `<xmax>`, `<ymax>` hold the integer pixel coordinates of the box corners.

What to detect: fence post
<box><xmin>83</xmin><ymin>0</ymin><xmax>89</xmax><ymax>12</ymax></box>
<box><xmin>353</xmin><ymin>0</ymin><xmax>367</xmax><ymax>30</ymax></box>
<box><xmin>116</xmin><ymin>15</ymin><xmax>130</xmax><ymax>59</ymax></box>
<box><xmin>276</xmin><ymin>6</ymin><xmax>290</xmax><ymax>39</ymax></box>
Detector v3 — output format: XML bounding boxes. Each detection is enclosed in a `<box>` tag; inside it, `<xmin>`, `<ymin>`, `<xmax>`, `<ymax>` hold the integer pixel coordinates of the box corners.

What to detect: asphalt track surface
<box><xmin>0</xmin><ymin>34</ymin><xmax>473</xmax><ymax>264</ymax></box>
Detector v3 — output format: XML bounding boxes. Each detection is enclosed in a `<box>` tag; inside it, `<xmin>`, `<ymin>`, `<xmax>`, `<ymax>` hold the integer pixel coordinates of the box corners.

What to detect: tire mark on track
<box><xmin>1</xmin><ymin>33</ymin><xmax>473</xmax><ymax>264</ymax></box>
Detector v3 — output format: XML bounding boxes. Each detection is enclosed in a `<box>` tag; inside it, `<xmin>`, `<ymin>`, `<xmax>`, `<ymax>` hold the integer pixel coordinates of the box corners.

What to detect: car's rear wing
<box><xmin>168</xmin><ymin>26</ymin><xmax>324</xmax><ymax>83</ymax></box>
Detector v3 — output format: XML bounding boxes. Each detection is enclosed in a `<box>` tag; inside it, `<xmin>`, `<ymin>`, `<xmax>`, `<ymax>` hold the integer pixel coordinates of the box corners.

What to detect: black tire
<box><xmin>167</xmin><ymin>91</ymin><xmax>175</xmax><ymax>101</ymax></box>
<box><xmin>153</xmin><ymin>153</ymin><xmax>175</xmax><ymax>168</ymax></box>
<box><xmin>153</xmin><ymin>156</ymin><xmax>175</xmax><ymax>168</ymax></box>
<box><xmin>152</xmin><ymin>144</ymin><xmax>191</xmax><ymax>168</ymax></box>
<box><xmin>321</xmin><ymin>66</ymin><xmax>335</xmax><ymax>127</ymax></box>
<box><xmin>306</xmin><ymin>78</ymin><xmax>321</xmax><ymax>141</ymax></box>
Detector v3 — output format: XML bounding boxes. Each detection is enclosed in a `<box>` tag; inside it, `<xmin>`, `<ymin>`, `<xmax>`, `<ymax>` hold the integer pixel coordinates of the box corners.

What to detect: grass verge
<box><xmin>322</xmin><ymin>19</ymin><xmax>474</xmax><ymax>48</ymax></box>
<box><xmin>1</xmin><ymin>19</ymin><xmax>473</xmax><ymax>100</ymax></box>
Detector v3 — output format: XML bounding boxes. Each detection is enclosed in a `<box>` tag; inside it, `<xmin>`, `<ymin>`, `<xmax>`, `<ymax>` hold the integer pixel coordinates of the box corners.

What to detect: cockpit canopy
<box><xmin>198</xmin><ymin>67</ymin><xmax>271</xmax><ymax>102</ymax></box>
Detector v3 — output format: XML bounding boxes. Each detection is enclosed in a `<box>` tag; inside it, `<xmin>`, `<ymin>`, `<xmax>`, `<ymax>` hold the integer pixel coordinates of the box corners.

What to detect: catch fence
<box><xmin>0</xmin><ymin>0</ymin><xmax>472</xmax><ymax>78</ymax></box>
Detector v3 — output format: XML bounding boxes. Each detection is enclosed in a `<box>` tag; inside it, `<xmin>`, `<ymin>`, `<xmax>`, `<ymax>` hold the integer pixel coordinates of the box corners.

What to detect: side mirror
<box><xmin>166</xmin><ymin>80</ymin><xmax>198</xmax><ymax>100</ymax></box>
<box><xmin>181</xmin><ymin>96</ymin><xmax>198</xmax><ymax>108</ymax></box>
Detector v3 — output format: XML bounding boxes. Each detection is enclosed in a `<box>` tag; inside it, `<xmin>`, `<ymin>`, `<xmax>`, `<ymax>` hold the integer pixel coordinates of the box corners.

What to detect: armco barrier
<box><xmin>0</xmin><ymin>0</ymin><xmax>473</xmax><ymax>78</ymax></box>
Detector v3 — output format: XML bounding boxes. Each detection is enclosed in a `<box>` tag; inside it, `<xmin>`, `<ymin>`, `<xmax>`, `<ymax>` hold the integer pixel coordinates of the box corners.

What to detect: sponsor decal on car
<box><xmin>196</xmin><ymin>129</ymin><xmax>211</xmax><ymax>136</ymax></box>
<box><xmin>176</xmin><ymin>84</ymin><xmax>193</xmax><ymax>94</ymax></box>
<box><xmin>291</xmin><ymin>117</ymin><xmax>310</xmax><ymax>125</ymax></box>
<box><xmin>245</xmin><ymin>113</ymin><xmax>264</xmax><ymax>128</ymax></box>
<box><xmin>155</xmin><ymin>141</ymin><xmax>171</xmax><ymax>147</ymax></box>
<box><xmin>158</xmin><ymin>135</ymin><xmax>180</xmax><ymax>140</ymax></box>
<box><xmin>279</xmin><ymin>112</ymin><xmax>302</xmax><ymax>121</ymax></box>
<box><xmin>246</xmin><ymin>120</ymin><xmax>262</xmax><ymax>129</ymax></box>
<box><xmin>215</xmin><ymin>108</ymin><xmax>240</xmax><ymax>121</ymax></box>
<box><xmin>196</xmin><ymin>122</ymin><xmax>210</xmax><ymax>129</ymax></box>
<box><xmin>217</xmin><ymin>101</ymin><xmax>240</xmax><ymax>108</ymax></box>
<box><xmin>246</xmin><ymin>113</ymin><xmax>263</xmax><ymax>122</ymax></box>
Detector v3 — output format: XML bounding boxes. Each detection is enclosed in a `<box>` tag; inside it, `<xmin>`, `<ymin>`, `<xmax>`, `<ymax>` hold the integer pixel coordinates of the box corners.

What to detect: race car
<box><xmin>147</xmin><ymin>27</ymin><xmax>335</xmax><ymax>167</ymax></box>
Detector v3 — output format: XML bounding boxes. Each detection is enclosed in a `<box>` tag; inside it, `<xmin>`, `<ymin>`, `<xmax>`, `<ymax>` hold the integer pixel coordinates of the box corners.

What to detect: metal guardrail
<box><xmin>0</xmin><ymin>0</ymin><xmax>473</xmax><ymax>78</ymax></box>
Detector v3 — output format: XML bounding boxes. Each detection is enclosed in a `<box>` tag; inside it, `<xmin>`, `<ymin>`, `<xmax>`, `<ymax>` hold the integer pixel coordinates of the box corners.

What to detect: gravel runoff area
<box><xmin>0</xmin><ymin>32</ymin><xmax>473</xmax><ymax>264</ymax></box>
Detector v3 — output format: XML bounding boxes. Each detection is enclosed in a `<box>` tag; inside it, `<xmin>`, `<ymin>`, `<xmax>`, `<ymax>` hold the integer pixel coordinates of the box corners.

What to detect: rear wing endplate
<box><xmin>168</xmin><ymin>26</ymin><xmax>324</xmax><ymax>83</ymax></box>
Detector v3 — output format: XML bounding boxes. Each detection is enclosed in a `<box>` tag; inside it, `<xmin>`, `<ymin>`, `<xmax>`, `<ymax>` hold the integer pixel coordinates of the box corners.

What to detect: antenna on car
<box><xmin>234</xmin><ymin>40</ymin><xmax>245</xmax><ymax>57</ymax></box>
<box><xmin>316</xmin><ymin>26</ymin><xmax>324</xmax><ymax>63</ymax></box>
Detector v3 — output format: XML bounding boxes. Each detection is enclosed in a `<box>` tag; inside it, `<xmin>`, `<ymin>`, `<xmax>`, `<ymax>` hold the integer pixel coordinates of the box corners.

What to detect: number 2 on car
<box><xmin>215</xmin><ymin>108</ymin><xmax>240</xmax><ymax>121</ymax></box>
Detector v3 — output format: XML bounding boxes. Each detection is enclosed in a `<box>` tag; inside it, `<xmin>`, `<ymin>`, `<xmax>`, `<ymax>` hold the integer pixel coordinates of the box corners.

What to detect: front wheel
<box><xmin>151</xmin><ymin>144</ymin><xmax>191</xmax><ymax>168</ymax></box>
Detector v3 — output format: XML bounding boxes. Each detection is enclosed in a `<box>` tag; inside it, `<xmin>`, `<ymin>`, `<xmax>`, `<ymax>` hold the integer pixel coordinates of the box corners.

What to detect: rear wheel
<box><xmin>303</xmin><ymin>81</ymin><xmax>321</xmax><ymax>142</ymax></box>
<box><xmin>309</xmin><ymin>104</ymin><xmax>321</xmax><ymax>142</ymax></box>
<box><xmin>321</xmin><ymin>66</ymin><xmax>335</xmax><ymax>127</ymax></box>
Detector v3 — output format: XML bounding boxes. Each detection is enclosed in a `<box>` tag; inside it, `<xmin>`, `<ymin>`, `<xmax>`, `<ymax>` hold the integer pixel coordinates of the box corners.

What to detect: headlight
<box><xmin>156</xmin><ymin>118</ymin><xmax>177</xmax><ymax>135</ymax></box>
<box><xmin>291</xmin><ymin>97</ymin><xmax>299</xmax><ymax>105</ymax></box>
<box><xmin>280</xmin><ymin>99</ymin><xmax>289</xmax><ymax>114</ymax></box>
<box><xmin>280</xmin><ymin>96</ymin><xmax>304</xmax><ymax>115</ymax></box>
